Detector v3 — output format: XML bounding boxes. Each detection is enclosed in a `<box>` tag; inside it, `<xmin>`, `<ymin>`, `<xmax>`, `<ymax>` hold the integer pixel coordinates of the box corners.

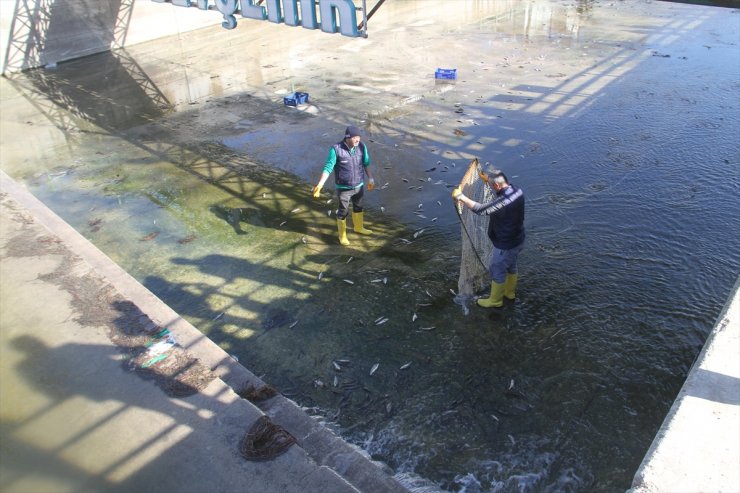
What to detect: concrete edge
<box><xmin>0</xmin><ymin>170</ymin><xmax>407</xmax><ymax>493</ymax></box>
<box><xmin>627</xmin><ymin>276</ymin><xmax>740</xmax><ymax>493</ymax></box>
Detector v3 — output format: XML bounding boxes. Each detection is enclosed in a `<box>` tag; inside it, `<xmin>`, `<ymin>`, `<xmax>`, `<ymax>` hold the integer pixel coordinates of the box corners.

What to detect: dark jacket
<box><xmin>330</xmin><ymin>141</ymin><xmax>367</xmax><ymax>189</ymax></box>
<box><xmin>473</xmin><ymin>184</ymin><xmax>525</xmax><ymax>250</ymax></box>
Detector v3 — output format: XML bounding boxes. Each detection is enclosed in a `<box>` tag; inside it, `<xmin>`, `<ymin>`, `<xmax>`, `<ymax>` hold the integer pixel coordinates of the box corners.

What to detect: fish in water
<box><xmin>261</xmin><ymin>308</ymin><xmax>294</xmax><ymax>332</ymax></box>
<box><xmin>332</xmin><ymin>361</ymin><xmax>341</xmax><ymax>370</ymax></box>
<box><xmin>343</xmin><ymin>279</ymin><xmax>354</xmax><ymax>285</ymax></box>
<box><xmin>400</xmin><ymin>362</ymin><xmax>412</xmax><ymax>370</ymax></box>
<box><xmin>370</xmin><ymin>363</ymin><xmax>379</xmax><ymax>375</ymax></box>
<box><xmin>140</xmin><ymin>232</ymin><xmax>159</xmax><ymax>241</ymax></box>
<box><xmin>178</xmin><ymin>234</ymin><xmax>197</xmax><ymax>244</ymax></box>
<box><xmin>412</xmin><ymin>313</ymin><xmax>418</xmax><ymax>322</ymax></box>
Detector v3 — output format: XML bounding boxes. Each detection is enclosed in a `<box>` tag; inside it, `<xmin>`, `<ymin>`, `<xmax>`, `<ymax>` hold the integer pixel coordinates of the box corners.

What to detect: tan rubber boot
<box><xmin>352</xmin><ymin>211</ymin><xmax>373</xmax><ymax>235</ymax></box>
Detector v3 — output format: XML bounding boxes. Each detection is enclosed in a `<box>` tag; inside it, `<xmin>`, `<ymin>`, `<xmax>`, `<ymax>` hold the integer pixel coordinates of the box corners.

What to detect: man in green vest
<box><xmin>312</xmin><ymin>126</ymin><xmax>375</xmax><ymax>245</ymax></box>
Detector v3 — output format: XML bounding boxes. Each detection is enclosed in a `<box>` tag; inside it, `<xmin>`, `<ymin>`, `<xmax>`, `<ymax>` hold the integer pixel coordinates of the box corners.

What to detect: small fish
<box><xmin>346</xmin><ymin>256</ymin><xmax>353</xmax><ymax>264</ymax></box>
<box><xmin>370</xmin><ymin>363</ymin><xmax>379</xmax><ymax>375</ymax></box>
<box><xmin>380</xmin><ymin>207</ymin><xmax>385</xmax><ymax>213</ymax></box>
<box><xmin>412</xmin><ymin>313</ymin><xmax>418</xmax><ymax>322</ymax></box>
<box><xmin>327</xmin><ymin>210</ymin><xmax>332</xmax><ymax>216</ymax></box>
<box><xmin>140</xmin><ymin>232</ymin><xmax>159</xmax><ymax>241</ymax></box>
<box><xmin>279</xmin><ymin>221</ymin><xmax>287</xmax><ymax>227</ymax></box>
<box><xmin>418</xmin><ymin>303</ymin><xmax>432</xmax><ymax>307</ymax></box>
<box><xmin>343</xmin><ymin>279</ymin><xmax>354</xmax><ymax>285</ymax></box>
<box><xmin>178</xmin><ymin>234</ymin><xmax>197</xmax><ymax>244</ymax></box>
<box><xmin>333</xmin><ymin>375</ymin><xmax>339</xmax><ymax>387</ymax></box>
<box><xmin>289</xmin><ymin>320</ymin><xmax>298</xmax><ymax>329</ymax></box>
<box><xmin>375</xmin><ymin>317</ymin><xmax>389</xmax><ymax>325</ymax></box>
<box><xmin>402</xmin><ymin>178</ymin><xmax>409</xmax><ymax>183</ymax></box>
<box><xmin>450</xmin><ymin>289</ymin><xmax>457</xmax><ymax>296</ymax></box>
<box><xmin>291</xmin><ymin>207</ymin><xmax>301</xmax><ymax>214</ymax></box>
<box><xmin>508</xmin><ymin>435</ymin><xmax>516</xmax><ymax>446</ymax></box>
<box><xmin>491</xmin><ymin>414</ymin><xmax>500</xmax><ymax>422</ymax></box>
<box><xmin>416</xmin><ymin>186</ymin><xmax>423</xmax><ymax>191</ymax></box>
<box><xmin>332</xmin><ymin>361</ymin><xmax>341</xmax><ymax>370</ymax></box>
<box><xmin>374</xmin><ymin>316</ymin><xmax>385</xmax><ymax>323</ymax></box>
<box><xmin>431</xmin><ymin>217</ymin><xmax>438</xmax><ymax>222</ymax></box>
<box><xmin>425</xmin><ymin>167</ymin><xmax>436</xmax><ymax>172</ymax></box>
<box><xmin>437</xmin><ymin>200</ymin><xmax>442</xmax><ymax>206</ymax></box>
<box><xmin>213</xmin><ymin>312</ymin><xmax>225</xmax><ymax>321</ymax></box>
<box><xmin>337</xmin><ymin>359</ymin><xmax>351</xmax><ymax>364</ymax></box>
<box><xmin>418</xmin><ymin>203</ymin><xmax>423</xmax><ymax>209</ymax></box>
<box><xmin>419</xmin><ymin>326</ymin><xmax>436</xmax><ymax>331</ymax></box>
<box><xmin>383</xmin><ymin>277</ymin><xmax>388</xmax><ymax>284</ymax></box>
<box><xmin>386</xmin><ymin>402</ymin><xmax>392</xmax><ymax>413</ymax></box>
<box><xmin>413</xmin><ymin>229</ymin><xmax>425</xmax><ymax>239</ymax></box>
<box><xmin>326</xmin><ymin>198</ymin><xmax>332</xmax><ymax>204</ymax></box>
<box><xmin>318</xmin><ymin>271</ymin><xmax>324</xmax><ymax>280</ymax></box>
<box><xmin>381</xmin><ymin>182</ymin><xmax>389</xmax><ymax>189</ymax></box>
<box><xmin>400</xmin><ymin>362</ymin><xmax>412</xmax><ymax>370</ymax></box>
<box><xmin>301</xmin><ymin>236</ymin><xmax>307</xmax><ymax>244</ymax></box>
<box><xmin>509</xmin><ymin>379</ymin><xmax>515</xmax><ymax>390</ymax></box>
<box><xmin>425</xmin><ymin>290</ymin><xmax>432</xmax><ymax>297</ymax></box>
<box><xmin>417</xmin><ymin>214</ymin><xmax>427</xmax><ymax>219</ymax></box>
<box><xmin>262</xmin><ymin>192</ymin><xmax>266</xmax><ymax>198</ymax></box>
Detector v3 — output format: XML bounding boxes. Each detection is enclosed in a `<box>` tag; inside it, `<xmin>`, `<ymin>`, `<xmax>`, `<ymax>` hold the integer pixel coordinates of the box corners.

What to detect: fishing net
<box><xmin>455</xmin><ymin>158</ymin><xmax>495</xmax><ymax>309</ymax></box>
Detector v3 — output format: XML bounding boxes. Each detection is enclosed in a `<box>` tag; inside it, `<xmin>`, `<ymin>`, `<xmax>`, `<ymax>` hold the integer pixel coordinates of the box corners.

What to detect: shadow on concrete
<box><xmin>687</xmin><ymin>368</ymin><xmax>740</xmax><ymax>406</ymax></box>
<box><xmin>3</xmin><ymin>0</ymin><xmax>133</xmax><ymax>74</ymax></box>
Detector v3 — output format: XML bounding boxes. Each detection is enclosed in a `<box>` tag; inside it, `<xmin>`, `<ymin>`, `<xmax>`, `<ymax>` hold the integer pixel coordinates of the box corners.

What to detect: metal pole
<box><xmin>361</xmin><ymin>0</ymin><xmax>368</xmax><ymax>38</ymax></box>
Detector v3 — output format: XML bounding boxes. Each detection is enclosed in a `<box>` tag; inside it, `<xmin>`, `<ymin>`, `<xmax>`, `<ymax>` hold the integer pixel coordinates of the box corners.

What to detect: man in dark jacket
<box><xmin>312</xmin><ymin>126</ymin><xmax>375</xmax><ymax>246</ymax></box>
<box><xmin>452</xmin><ymin>169</ymin><xmax>525</xmax><ymax>308</ymax></box>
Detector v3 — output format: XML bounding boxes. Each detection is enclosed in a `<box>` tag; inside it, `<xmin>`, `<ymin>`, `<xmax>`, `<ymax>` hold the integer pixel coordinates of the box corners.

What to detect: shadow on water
<box><xmin>2</xmin><ymin>1</ymin><xmax>740</xmax><ymax>491</ymax></box>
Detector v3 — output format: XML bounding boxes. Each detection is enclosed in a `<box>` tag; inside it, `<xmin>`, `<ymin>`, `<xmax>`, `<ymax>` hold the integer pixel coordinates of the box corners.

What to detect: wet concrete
<box><xmin>1</xmin><ymin>1</ymin><xmax>739</xmax><ymax>491</ymax></box>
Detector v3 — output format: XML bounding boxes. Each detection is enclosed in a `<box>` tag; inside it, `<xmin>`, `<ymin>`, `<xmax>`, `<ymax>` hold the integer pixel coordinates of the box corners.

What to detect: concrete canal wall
<box><xmin>629</xmin><ymin>278</ymin><xmax>740</xmax><ymax>492</ymax></box>
<box><xmin>1</xmin><ymin>0</ymin><xmax>220</xmax><ymax>74</ymax></box>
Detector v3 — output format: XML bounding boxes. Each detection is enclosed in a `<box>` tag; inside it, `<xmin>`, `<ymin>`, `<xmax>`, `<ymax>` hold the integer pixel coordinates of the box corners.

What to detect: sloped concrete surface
<box><xmin>0</xmin><ymin>170</ymin><xmax>406</xmax><ymax>493</ymax></box>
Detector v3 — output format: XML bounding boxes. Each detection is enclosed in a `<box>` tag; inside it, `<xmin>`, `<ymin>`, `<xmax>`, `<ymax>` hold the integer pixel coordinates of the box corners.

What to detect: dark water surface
<box><xmin>2</xmin><ymin>1</ymin><xmax>739</xmax><ymax>491</ymax></box>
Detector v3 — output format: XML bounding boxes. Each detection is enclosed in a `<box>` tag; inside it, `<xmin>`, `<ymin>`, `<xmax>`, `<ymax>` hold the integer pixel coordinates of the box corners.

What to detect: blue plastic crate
<box><xmin>434</xmin><ymin>68</ymin><xmax>457</xmax><ymax>80</ymax></box>
<box><xmin>283</xmin><ymin>91</ymin><xmax>309</xmax><ymax>106</ymax></box>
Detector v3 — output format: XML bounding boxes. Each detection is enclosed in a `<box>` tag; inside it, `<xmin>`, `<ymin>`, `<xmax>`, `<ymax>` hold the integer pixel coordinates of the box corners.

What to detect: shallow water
<box><xmin>2</xmin><ymin>0</ymin><xmax>739</xmax><ymax>491</ymax></box>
